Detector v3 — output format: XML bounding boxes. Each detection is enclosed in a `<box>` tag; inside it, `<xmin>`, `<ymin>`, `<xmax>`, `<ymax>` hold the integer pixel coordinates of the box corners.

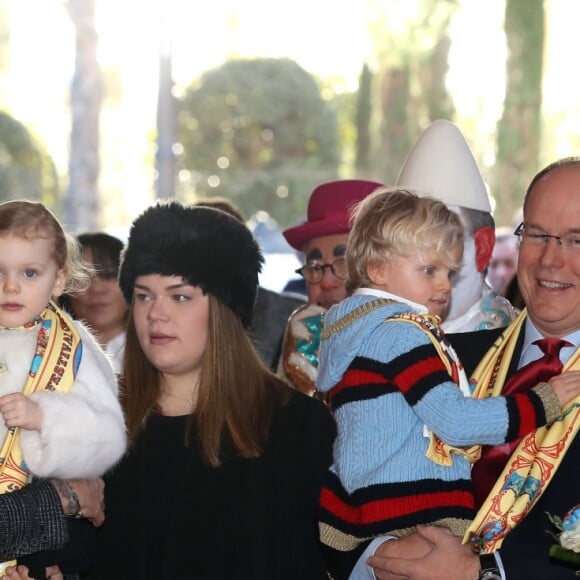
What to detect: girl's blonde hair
<box><xmin>346</xmin><ymin>187</ymin><xmax>464</xmax><ymax>293</ymax></box>
<box><xmin>0</xmin><ymin>200</ymin><xmax>91</xmax><ymax>294</ymax></box>
<box><xmin>122</xmin><ymin>293</ymin><xmax>290</xmax><ymax>466</ymax></box>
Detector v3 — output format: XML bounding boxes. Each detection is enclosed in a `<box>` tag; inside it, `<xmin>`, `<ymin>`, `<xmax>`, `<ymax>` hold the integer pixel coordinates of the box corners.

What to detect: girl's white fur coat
<box><xmin>0</xmin><ymin>320</ymin><xmax>127</xmax><ymax>479</ymax></box>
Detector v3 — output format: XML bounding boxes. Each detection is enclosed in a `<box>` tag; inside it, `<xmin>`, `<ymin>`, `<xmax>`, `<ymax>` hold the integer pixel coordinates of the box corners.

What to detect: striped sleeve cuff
<box><xmin>531</xmin><ymin>381</ymin><xmax>562</xmax><ymax>424</ymax></box>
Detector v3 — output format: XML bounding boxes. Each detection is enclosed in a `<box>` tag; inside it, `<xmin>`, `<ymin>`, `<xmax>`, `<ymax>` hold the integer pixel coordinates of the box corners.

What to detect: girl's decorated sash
<box><xmin>0</xmin><ymin>301</ymin><xmax>82</xmax><ymax>492</ymax></box>
<box><xmin>463</xmin><ymin>308</ymin><xmax>580</xmax><ymax>552</ymax></box>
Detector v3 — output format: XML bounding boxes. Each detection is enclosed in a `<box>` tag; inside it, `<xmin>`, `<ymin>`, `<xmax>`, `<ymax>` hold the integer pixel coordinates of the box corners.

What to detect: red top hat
<box><xmin>283</xmin><ymin>179</ymin><xmax>384</xmax><ymax>251</ymax></box>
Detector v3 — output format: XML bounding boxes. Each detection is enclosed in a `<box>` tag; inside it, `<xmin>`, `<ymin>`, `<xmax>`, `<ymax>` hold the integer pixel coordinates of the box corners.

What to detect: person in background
<box><xmin>62</xmin><ymin>232</ymin><xmax>128</xmax><ymax>374</ymax></box>
<box><xmin>487</xmin><ymin>227</ymin><xmax>519</xmax><ymax>297</ymax></box>
<box><xmin>0</xmin><ymin>201</ymin><xmax>125</xmax><ymax>578</ymax></box>
<box><xmin>364</xmin><ymin>157</ymin><xmax>580</xmax><ymax>580</ymax></box>
<box><xmin>505</xmin><ymin>274</ymin><xmax>525</xmax><ymax>312</ymax></box>
<box><xmin>396</xmin><ymin>119</ymin><xmax>518</xmax><ymax>333</ymax></box>
<box><xmin>279</xmin><ymin>179</ymin><xmax>383</xmax><ymax>395</ymax></box>
<box><xmin>192</xmin><ymin>196</ymin><xmax>305</xmax><ymax>371</ymax></box>
<box><xmin>317</xmin><ymin>187</ymin><xmax>578</xmax><ymax>564</ymax></box>
<box><xmin>92</xmin><ymin>202</ymin><xmax>335</xmax><ymax>579</ymax></box>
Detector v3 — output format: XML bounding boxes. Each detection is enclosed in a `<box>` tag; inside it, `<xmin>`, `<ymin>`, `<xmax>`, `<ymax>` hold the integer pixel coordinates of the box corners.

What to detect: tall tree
<box><xmin>420</xmin><ymin>33</ymin><xmax>454</xmax><ymax>122</ymax></box>
<box><xmin>63</xmin><ymin>0</ymin><xmax>101</xmax><ymax>232</ymax></box>
<box><xmin>377</xmin><ymin>65</ymin><xmax>412</xmax><ymax>183</ymax></box>
<box><xmin>177</xmin><ymin>58</ymin><xmax>338</xmax><ymax>226</ymax></box>
<box><xmin>156</xmin><ymin>3</ymin><xmax>176</xmax><ymax>199</ymax></box>
<box><xmin>355</xmin><ymin>63</ymin><xmax>373</xmax><ymax>174</ymax></box>
<box><xmin>0</xmin><ymin>111</ymin><xmax>58</xmax><ymax>203</ymax></box>
<box><xmin>367</xmin><ymin>0</ymin><xmax>458</xmax><ymax>183</ymax></box>
<box><xmin>0</xmin><ymin>0</ymin><xmax>9</xmax><ymax>77</ymax></box>
<box><xmin>494</xmin><ymin>0</ymin><xmax>544</xmax><ymax>227</ymax></box>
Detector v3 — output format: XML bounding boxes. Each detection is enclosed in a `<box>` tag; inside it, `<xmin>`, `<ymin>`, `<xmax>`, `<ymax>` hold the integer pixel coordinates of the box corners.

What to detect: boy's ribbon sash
<box><xmin>0</xmin><ymin>301</ymin><xmax>82</xmax><ymax>492</ymax></box>
<box><xmin>463</xmin><ymin>308</ymin><xmax>580</xmax><ymax>552</ymax></box>
<box><xmin>322</xmin><ymin>298</ymin><xmax>478</xmax><ymax>467</ymax></box>
<box><xmin>385</xmin><ymin>312</ymin><xmax>480</xmax><ymax>466</ymax></box>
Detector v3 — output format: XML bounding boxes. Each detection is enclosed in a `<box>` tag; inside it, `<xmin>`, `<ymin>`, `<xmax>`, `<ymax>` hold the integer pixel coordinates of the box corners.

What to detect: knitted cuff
<box><xmin>532</xmin><ymin>381</ymin><xmax>562</xmax><ymax>424</ymax></box>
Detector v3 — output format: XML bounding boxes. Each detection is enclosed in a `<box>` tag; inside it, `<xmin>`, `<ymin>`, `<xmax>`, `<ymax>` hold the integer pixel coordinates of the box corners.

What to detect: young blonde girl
<box><xmin>0</xmin><ymin>200</ymin><xmax>126</xmax><ymax>573</ymax></box>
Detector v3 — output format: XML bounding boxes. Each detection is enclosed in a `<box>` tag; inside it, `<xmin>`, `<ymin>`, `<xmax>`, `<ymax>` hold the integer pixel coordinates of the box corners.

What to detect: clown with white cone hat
<box><xmin>396</xmin><ymin>119</ymin><xmax>518</xmax><ymax>332</ymax></box>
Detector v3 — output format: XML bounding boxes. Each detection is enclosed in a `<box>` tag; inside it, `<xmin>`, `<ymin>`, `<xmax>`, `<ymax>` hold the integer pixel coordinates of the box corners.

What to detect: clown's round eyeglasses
<box><xmin>295</xmin><ymin>257</ymin><xmax>347</xmax><ymax>284</ymax></box>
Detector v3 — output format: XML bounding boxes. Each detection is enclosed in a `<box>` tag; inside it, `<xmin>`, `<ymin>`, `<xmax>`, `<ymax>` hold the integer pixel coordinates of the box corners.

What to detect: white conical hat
<box><xmin>396</xmin><ymin>119</ymin><xmax>491</xmax><ymax>213</ymax></box>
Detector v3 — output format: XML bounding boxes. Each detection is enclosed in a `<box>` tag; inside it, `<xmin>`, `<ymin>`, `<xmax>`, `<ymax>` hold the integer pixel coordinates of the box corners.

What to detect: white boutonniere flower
<box><xmin>547</xmin><ymin>504</ymin><xmax>580</xmax><ymax>569</ymax></box>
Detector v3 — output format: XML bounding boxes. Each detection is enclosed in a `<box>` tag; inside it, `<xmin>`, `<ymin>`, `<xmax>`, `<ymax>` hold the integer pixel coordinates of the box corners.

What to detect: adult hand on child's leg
<box><xmin>368</xmin><ymin>526</ymin><xmax>479</xmax><ymax>580</ymax></box>
<box><xmin>366</xmin><ymin>529</ymin><xmax>432</xmax><ymax>579</ymax></box>
<box><xmin>0</xmin><ymin>564</ymin><xmax>63</xmax><ymax>580</ymax></box>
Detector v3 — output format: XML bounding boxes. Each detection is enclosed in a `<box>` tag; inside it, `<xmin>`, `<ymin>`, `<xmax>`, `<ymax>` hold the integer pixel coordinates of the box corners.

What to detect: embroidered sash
<box><xmin>384</xmin><ymin>312</ymin><xmax>481</xmax><ymax>466</ymax></box>
<box><xmin>323</xmin><ymin>298</ymin><xmax>478</xmax><ymax>467</ymax></box>
<box><xmin>463</xmin><ymin>309</ymin><xmax>580</xmax><ymax>552</ymax></box>
<box><xmin>0</xmin><ymin>301</ymin><xmax>81</xmax><ymax>491</ymax></box>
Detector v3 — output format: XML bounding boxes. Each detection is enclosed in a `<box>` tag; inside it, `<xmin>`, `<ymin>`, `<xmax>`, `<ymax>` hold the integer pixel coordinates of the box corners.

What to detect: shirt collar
<box><xmin>519</xmin><ymin>317</ymin><xmax>580</xmax><ymax>367</ymax></box>
<box><xmin>354</xmin><ymin>287</ymin><xmax>428</xmax><ymax>314</ymax></box>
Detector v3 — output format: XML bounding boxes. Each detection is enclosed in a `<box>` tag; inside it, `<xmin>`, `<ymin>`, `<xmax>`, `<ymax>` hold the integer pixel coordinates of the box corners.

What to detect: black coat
<box><xmin>91</xmin><ymin>390</ymin><xmax>335</xmax><ymax>580</ymax></box>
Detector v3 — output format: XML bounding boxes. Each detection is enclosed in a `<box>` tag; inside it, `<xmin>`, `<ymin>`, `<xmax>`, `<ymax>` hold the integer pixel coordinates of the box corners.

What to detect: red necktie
<box><xmin>471</xmin><ymin>337</ymin><xmax>571</xmax><ymax>507</ymax></box>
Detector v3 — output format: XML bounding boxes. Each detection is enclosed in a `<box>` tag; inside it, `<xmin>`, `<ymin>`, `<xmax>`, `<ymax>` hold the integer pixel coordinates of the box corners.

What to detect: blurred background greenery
<box><xmin>0</xmin><ymin>0</ymin><xmax>578</xmax><ymax>235</ymax></box>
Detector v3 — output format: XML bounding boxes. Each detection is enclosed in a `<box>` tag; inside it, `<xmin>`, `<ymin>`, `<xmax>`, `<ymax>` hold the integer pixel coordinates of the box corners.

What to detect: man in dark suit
<box><xmin>333</xmin><ymin>158</ymin><xmax>580</xmax><ymax>580</ymax></box>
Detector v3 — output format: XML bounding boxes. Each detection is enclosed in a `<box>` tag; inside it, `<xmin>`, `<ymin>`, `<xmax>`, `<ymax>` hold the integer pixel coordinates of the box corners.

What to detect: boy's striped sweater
<box><xmin>316</xmin><ymin>292</ymin><xmax>560</xmax><ymax>551</ymax></box>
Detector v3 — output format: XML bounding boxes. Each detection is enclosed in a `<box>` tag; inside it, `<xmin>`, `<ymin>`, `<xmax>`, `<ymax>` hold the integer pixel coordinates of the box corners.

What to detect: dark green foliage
<box><xmin>355</xmin><ymin>63</ymin><xmax>373</xmax><ymax>173</ymax></box>
<box><xmin>368</xmin><ymin>0</ymin><xmax>458</xmax><ymax>185</ymax></box>
<box><xmin>0</xmin><ymin>111</ymin><xmax>59</xmax><ymax>204</ymax></box>
<box><xmin>377</xmin><ymin>65</ymin><xmax>412</xmax><ymax>184</ymax></box>
<box><xmin>329</xmin><ymin>88</ymin><xmax>357</xmax><ymax>171</ymax></box>
<box><xmin>423</xmin><ymin>33</ymin><xmax>454</xmax><ymax>122</ymax></box>
<box><xmin>177</xmin><ymin>58</ymin><xmax>339</xmax><ymax>227</ymax></box>
<box><xmin>494</xmin><ymin>0</ymin><xmax>544</xmax><ymax>227</ymax></box>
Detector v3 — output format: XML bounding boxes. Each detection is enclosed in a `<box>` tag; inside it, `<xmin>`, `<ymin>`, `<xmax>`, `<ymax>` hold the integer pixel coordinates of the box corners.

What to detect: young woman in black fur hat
<box><xmin>90</xmin><ymin>202</ymin><xmax>336</xmax><ymax>579</ymax></box>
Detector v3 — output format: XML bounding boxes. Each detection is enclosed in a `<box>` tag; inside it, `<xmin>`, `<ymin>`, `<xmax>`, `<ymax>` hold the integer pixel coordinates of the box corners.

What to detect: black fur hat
<box><xmin>119</xmin><ymin>202</ymin><xmax>263</xmax><ymax>328</ymax></box>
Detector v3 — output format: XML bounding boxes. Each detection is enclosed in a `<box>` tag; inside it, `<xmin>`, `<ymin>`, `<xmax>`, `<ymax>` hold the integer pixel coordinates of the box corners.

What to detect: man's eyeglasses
<box><xmin>295</xmin><ymin>257</ymin><xmax>348</xmax><ymax>284</ymax></box>
<box><xmin>514</xmin><ymin>222</ymin><xmax>580</xmax><ymax>253</ymax></box>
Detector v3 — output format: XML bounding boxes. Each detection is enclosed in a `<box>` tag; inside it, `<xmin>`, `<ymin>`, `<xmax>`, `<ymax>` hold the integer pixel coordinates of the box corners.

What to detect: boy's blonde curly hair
<box><xmin>346</xmin><ymin>187</ymin><xmax>464</xmax><ymax>294</ymax></box>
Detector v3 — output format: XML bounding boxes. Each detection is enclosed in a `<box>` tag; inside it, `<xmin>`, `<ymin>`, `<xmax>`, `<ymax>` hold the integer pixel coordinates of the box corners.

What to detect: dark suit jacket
<box><xmin>451</xmin><ymin>328</ymin><xmax>578</xmax><ymax>579</ymax></box>
<box><xmin>324</xmin><ymin>327</ymin><xmax>579</xmax><ymax>580</ymax></box>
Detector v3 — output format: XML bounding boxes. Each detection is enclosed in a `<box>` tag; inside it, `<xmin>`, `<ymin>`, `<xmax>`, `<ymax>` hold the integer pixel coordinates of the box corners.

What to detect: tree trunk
<box><xmin>156</xmin><ymin>5</ymin><xmax>176</xmax><ymax>199</ymax></box>
<box><xmin>355</xmin><ymin>63</ymin><xmax>372</xmax><ymax>174</ymax></box>
<box><xmin>423</xmin><ymin>33</ymin><xmax>455</xmax><ymax>122</ymax></box>
<box><xmin>494</xmin><ymin>0</ymin><xmax>544</xmax><ymax>227</ymax></box>
<box><xmin>64</xmin><ymin>0</ymin><xmax>101</xmax><ymax>232</ymax></box>
<box><xmin>377</xmin><ymin>65</ymin><xmax>411</xmax><ymax>184</ymax></box>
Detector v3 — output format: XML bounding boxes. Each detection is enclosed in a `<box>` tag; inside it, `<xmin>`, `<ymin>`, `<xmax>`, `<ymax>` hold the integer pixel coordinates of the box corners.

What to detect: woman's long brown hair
<box><xmin>121</xmin><ymin>293</ymin><xmax>290</xmax><ymax>466</ymax></box>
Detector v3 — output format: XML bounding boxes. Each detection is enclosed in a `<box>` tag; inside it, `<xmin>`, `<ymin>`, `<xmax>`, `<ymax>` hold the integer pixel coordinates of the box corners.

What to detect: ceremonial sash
<box><xmin>463</xmin><ymin>309</ymin><xmax>580</xmax><ymax>552</ymax></box>
<box><xmin>384</xmin><ymin>312</ymin><xmax>480</xmax><ymax>466</ymax></box>
<box><xmin>322</xmin><ymin>298</ymin><xmax>478</xmax><ymax>466</ymax></box>
<box><xmin>0</xmin><ymin>301</ymin><xmax>81</xmax><ymax>571</ymax></box>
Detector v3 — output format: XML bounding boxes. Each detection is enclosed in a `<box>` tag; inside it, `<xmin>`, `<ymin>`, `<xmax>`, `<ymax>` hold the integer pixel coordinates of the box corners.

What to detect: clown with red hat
<box><xmin>279</xmin><ymin>179</ymin><xmax>383</xmax><ymax>395</ymax></box>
